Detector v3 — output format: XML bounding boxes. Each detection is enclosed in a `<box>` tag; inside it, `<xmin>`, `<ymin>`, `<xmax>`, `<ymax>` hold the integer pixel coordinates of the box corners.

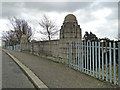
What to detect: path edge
<box><xmin>3</xmin><ymin>50</ymin><xmax>48</xmax><ymax>89</ymax></box>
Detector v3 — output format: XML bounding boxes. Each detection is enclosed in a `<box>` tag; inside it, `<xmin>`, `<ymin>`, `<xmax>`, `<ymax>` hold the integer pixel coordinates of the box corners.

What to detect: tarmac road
<box><xmin>2</xmin><ymin>51</ymin><xmax>34</xmax><ymax>88</ymax></box>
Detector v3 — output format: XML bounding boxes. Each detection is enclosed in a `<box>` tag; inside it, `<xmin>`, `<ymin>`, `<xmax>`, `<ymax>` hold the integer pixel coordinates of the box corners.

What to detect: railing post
<box><xmin>98</xmin><ymin>42</ymin><xmax>101</xmax><ymax>79</ymax></box>
<box><xmin>73</xmin><ymin>42</ymin><xmax>75</xmax><ymax>68</ymax></box>
<box><xmin>102</xmin><ymin>42</ymin><xmax>104</xmax><ymax>80</ymax></box>
<box><xmin>82</xmin><ymin>42</ymin><xmax>84</xmax><ymax>72</ymax></box>
<box><xmin>78</xmin><ymin>41</ymin><xmax>80</xmax><ymax>71</ymax></box>
<box><xmin>109</xmin><ymin>42</ymin><xmax>112</xmax><ymax>83</ymax></box>
<box><xmin>79</xmin><ymin>41</ymin><xmax>81</xmax><ymax>71</ymax></box>
<box><xmin>90</xmin><ymin>42</ymin><xmax>91</xmax><ymax>75</ymax></box>
<box><xmin>92</xmin><ymin>42</ymin><xmax>94</xmax><ymax>76</ymax></box>
<box><xmin>69</xmin><ymin>41</ymin><xmax>72</xmax><ymax>67</ymax></box>
<box><xmin>76</xmin><ymin>41</ymin><xmax>78</xmax><ymax>70</ymax></box>
<box><xmin>87</xmin><ymin>41</ymin><xmax>89</xmax><ymax>74</ymax></box>
<box><xmin>106</xmin><ymin>42</ymin><xmax>108</xmax><ymax>81</ymax></box>
<box><xmin>95</xmin><ymin>42</ymin><xmax>97</xmax><ymax>78</ymax></box>
<box><xmin>113</xmin><ymin>42</ymin><xmax>116</xmax><ymax>85</ymax></box>
<box><xmin>85</xmin><ymin>41</ymin><xmax>86</xmax><ymax>73</ymax></box>
<box><xmin>118</xmin><ymin>41</ymin><xmax>120</xmax><ymax>87</ymax></box>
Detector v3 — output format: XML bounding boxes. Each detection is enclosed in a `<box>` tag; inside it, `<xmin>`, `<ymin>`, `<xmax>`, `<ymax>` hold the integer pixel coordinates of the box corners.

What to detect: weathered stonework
<box><xmin>60</xmin><ymin>14</ymin><xmax>82</xmax><ymax>39</ymax></box>
<box><xmin>20</xmin><ymin>34</ymin><xmax>28</xmax><ymax>51</ymax></box>
<box><xmin>20</xmin><ymin>14</ymin><xmax>82</xmax><ymax>64</ymax></box>
<box><xmin>59</xmin><ymin>14</ymin><xmax>82</xmax><ymax>63</ymax></box>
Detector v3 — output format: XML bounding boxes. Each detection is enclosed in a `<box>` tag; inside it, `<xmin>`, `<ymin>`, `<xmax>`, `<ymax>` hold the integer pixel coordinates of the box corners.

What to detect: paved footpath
<box><xmin>2</xmin><ymin>51</ymin><xmax>34</xmax><ymax>88</ymax></box>
<box><xmin>4</xmin><ymin>50</ymin><xmax>117</xmax><ymax>88</ymax></box>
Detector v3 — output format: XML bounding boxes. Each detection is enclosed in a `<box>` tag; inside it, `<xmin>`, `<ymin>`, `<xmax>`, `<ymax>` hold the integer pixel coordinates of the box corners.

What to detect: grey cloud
<box><xmin>104</xmin><ymin>2</ymin><xmax>118</xmax><ymax>20</ymax></box>
<box><xmin>101</xmin><ymin>2</ymin><xmax>117</xmax><ymax>8</ymax></box>
<box><xmin>78</xmin><ymin>2</ymin><xmax>118</xmax><ymax>23</ymax></box>
<box><xmin>76</xmin><ymin>10</ymin><xmax>97</xmax><ymax>24</ymax></box>
<box><xmin>88</xmin><ymin>2</ymin><xmax>117</xmax><ymax>11</ymax></box>
<box><xmin>2</xmin><ymin>2</ymin><xmax>93</xmax><ymax>19</ymax></box>
<box><xmin>106</xmin><ymin>8</ymin><xmax>118</xmax><ymax>20</ymax></box>
<box><xmin>95</xmin><ymin>20</ymin><xmax>118</xmax><ymax>39</ymax></box>
<box><xmin>2</xmin><ymin>2</ymin><xmax>117</xmax><ymax>20</ymax></box>
<box><xmin>23</xmin><ymin>2</ymin><xmax>92</xmax><ymax>12</ymax></box>
<box><xmin>1</xmin><ymin>2</ymin><xmax>118</xmax><ymax>40</ymax></box>
<box><xmin>89</xmin><ymin>2</ymin><xmax>118</xmax><ymax>20</ymax></box>
<box><xmin>2</xmin><ymin>2</ymin><xmax>25</xmax><ymax>18</ymax></box>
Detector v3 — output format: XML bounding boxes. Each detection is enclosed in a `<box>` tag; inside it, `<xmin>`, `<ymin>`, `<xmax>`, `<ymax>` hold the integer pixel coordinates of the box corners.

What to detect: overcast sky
<box><xmin>0</xmin><ymin>1</ymin><xmax>119</xmax><ymax>45</ymax></box>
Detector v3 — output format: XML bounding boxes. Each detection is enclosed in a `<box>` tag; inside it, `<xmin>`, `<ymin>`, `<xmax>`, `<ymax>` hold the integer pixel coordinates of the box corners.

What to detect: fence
<box><xmin>4</xmin><ymin>41</ymin><xmax>120</xmax><ymax>86</ymax></box>
<box><xmin>69</xmin><ymin>41</ymin><xmax>120</xmax><ymax>86</ymax></box>
<box><xmin>5</xmin><ymin>44</ymin><xmax>20</xmax><ymax>51</ymax></box>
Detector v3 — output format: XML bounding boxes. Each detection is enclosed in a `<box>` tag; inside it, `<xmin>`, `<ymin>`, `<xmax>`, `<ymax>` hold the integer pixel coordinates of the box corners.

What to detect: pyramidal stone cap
<box><xmin>64</xmin><ymin>14</ymin><xmax>78</xmax><ymax>23</ymax></box>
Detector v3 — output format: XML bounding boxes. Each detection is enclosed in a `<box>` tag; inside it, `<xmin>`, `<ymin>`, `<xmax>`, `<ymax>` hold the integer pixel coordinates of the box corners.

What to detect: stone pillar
<box><xmin>59</xmin><ymin>14</ymin><xmax>82</xmax><ymax>64</ymax></box>
<box><xmin>20</xmin><ymin>34</ymin><xmax>28</xmax><ymax>51</ymax></box>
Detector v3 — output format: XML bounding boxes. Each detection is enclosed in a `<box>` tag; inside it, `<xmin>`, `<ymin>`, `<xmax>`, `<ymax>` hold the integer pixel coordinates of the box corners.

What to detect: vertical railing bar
<box><xmin>92</xmin><ymin>42</ymin><xmax>94</xmax><ymax>76</ymax></box>
<box><xmin>70</xmin><ymin>42</ymin><xmax>72</xmax><ymax>67</ymax></box>
<box><xmin>71</xmin><ymin>42</ymin><xmax>73</xmax><ymax>68</ymax></box>
<box><xmin>118</xmin><ymin>42</ymin><xmax>120</xmax><ymax>87</ymax></box>
<box><xmin>76</xmin><ymin>41</ymin><xmax>77</xmax><ymax>70</ymax></box>
<box><xmin>109</xmin><ymin>42</ymin><xmax>112</xmax><ymax>83</ymax></box>
<box><xmin>15</xmin><ymin>45</ymin><xmax>16</xmax><ymax>51</ymax></box>
<box><xmin>87</xmin><ymin>41</ymin><xmax>89</xmax><ymax>74</ymax></box>
<box><xmin>82</xmin><ymin>42</ymin><xmax>84</xmax><ymax>72</ymax></box>
<box><xmin>98</xmin><ymin>42</ymin><xmax>101</xmax><ymax>79</ymax></box>
<box><xmin>78</xmin><ymin>41</ymin><xmax>80</xmax><ymax>71</ymax></box>
<box><xmin>69</xmin><ymin>41</ymin><xmax>72</xmax><ymax>67</ymax></box>
<box><xmin>69</xmin><ymin>41</ymin><xmax>71</xmax><ymax>67</ymax></box>
<box><xmin>85</xmin><ymin>41</ymin><xmax>86</xmax><ymax>73</ymax></box>
<box><xmin>73</xmin><ymin>42</ymin><xmax>75</xmax><ymax>68</ymax></box>
<box><xmin>15</xmin><ymin>45</ymin><xmax>17</xmax><ymax>51</ymax></box>
<box><xmin>13</xmin><ymin>45</ymin><xmax>15</xmax><ymax>51</ymax></box>
<box><xmin>90</xmin><ymin>42</ymin><xmax>91</xmax><ymax>76</ymax></box>
<box><xmin>113</xmin><ymin>42</ymin><xmax>116</xmax><ymax>85</ymax></box>
<box><xmin>14</xmin><ymin>45</ymin><xmax>15</xmax><ymax>50</ymax></box>
<box><xmin>106</xmin><ymin>42</ymin><xmax>108</xmax><ymax>81</ymax></box>
<box><xmin>79</xmin><ymin>41</ymin><xmax>81</xmax><ymax>71</ymax></box>
<box><xmin>95</xmin><ymin>42</ymin><xmax>97</xmax><ymax>78</ymax></box>
<box><xmin>102</xmin><ymin>43</ymin><xmax>104</xmax><ymax>80</ymax></box>
<box><xmin>17</xmin><ymin>45</ymin><xmax>18</xmax><ymax>51</ymax></box>
<box><xmin>71</xmin><ymin>42</ymin><xmax>73</xmax><ymax>67</ymax></box>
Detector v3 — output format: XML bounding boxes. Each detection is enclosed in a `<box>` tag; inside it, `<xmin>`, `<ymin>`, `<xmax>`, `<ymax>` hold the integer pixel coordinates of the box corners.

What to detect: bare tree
<box><xmin>10</xmin><ymin>17</ymin><xmax>33</xmax><ymax>42</ymax></box>
<box><xmin>2</xmin><ymin>30</ymin><xmax>17</xmax><ymax>45</ymax></box>
<box><xmin>2</xmin><ymin>17</ymin><xmax>33</xmax><ymax>45</ymax></box>
<box><xmin>39</xmin><ymin>15</ymin><xmax>59</xmax><ymax>41</ymax></box>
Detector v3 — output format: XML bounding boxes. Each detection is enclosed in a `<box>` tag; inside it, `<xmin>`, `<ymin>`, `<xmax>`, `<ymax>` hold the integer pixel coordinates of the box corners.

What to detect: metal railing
<box><xmin>5</xmin><ymin>44</ymin><xmax>20</xmax><ymax>51</ymax></box>
<box><xmin>69</xmin><ymin>41</ymin><xmax>120</xmax><ymax>86</ymax></box>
